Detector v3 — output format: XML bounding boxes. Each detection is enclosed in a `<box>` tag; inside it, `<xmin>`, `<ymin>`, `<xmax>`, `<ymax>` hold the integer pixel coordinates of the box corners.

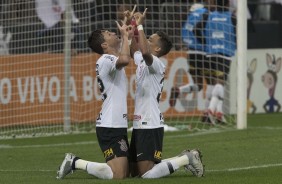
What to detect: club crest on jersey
<box><xmin>123</xmin><ymin>114</ymin><xmax>128</xmax><ymax>120</ymax></box>
<box><xmin>118</xmin><ymin>139</ymin><xmax>128</xmax><ymax>152</ymax></box>
<box><xmin>134</xmin><ymin>115</ymin><xmax>141</xmax><ymax>121</ymax></box>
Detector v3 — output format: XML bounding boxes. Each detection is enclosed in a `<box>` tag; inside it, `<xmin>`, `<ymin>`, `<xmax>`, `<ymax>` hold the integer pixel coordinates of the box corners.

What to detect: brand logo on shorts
<box><xmin>154</xmin><ymin>150</ymin><xmax>162</xmax><ymax>160</ymax></box>
<box><xmin>118</xmin><ymin>139</ymin><xmax>128</xmax><ymax>152</ymax></box>
<box><xmin>104</xmin><ymin>148</ymin><xmax>114</xmax><ymax>159</ymax></box>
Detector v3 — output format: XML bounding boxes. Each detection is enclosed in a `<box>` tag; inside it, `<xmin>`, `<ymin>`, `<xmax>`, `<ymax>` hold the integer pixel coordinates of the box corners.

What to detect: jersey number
<box><xmin>96</xmin><ymin>64</ymin><xmax>107</xmax><ymax>101</ymax></box>
<box><xmin>156</xmin><ymin>76</ymin><xmax>165</xmax><ymax>103</ymax></box>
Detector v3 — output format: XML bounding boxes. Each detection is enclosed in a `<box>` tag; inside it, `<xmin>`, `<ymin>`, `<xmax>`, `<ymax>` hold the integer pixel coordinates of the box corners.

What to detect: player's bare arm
<box><xmin>122</xmin><ymin>5</ymin><xmax>139</xmax><ymax>56</ymax></box>
<box><xmin>115</xmin><ymin>20</ymin><xmax>131</xmax><ymax>69</ymax></box>
<box><xmin>134</xmin><ymin>9</ymin><xmax>153</xmax><ymax>66</ymax></box>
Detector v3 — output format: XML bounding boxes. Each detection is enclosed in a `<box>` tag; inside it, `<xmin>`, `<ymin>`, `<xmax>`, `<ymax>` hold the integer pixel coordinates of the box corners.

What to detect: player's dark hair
<box><xmin>156</xmin><ymin>31</ymin><xmax>173</xmax><ymax>57</ymax></box>
<box><xmin>88</xmin><ymin>30</ymin><xmax>105</xmax><ymax>55</ymax></box>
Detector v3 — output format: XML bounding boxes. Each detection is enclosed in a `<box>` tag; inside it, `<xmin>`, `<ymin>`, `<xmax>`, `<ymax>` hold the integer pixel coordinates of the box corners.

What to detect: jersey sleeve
<box><xmin>148</xmin><ymin>55</ymin><xmax>165</xmax><ymax>74</ymax></box>
<box><xmin>97</xmin><ymin>55</ymin><xmax>118</xmax><ymax>76</ymax></box>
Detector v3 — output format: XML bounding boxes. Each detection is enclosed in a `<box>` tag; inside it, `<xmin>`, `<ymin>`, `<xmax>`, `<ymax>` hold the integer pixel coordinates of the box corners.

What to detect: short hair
<box><xmin>156</xmin><ymin>31</ymin><xmax>173</xmax><ymax>57</ymax></box>
<box><xmin>87</xmin><ymin>30</ymin><xmax>105</xmax><ymax>55</ymax></box>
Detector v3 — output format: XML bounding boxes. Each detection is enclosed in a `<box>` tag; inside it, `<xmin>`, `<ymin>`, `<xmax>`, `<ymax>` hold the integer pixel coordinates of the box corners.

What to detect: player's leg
<box><xmin>214</xmin><ymin>57</ymin><xmax>231</xmax><ymax>123</ymax></box>
<box><xmin>57</xmin><ymin>127</ymin><xmax>129</xmax><ymax>179</ymax></box>
<box><xmin>79</xmin><ymin>127</ymin><xmax>129</xmax><ymax>179</ymax></box>
<box><xmin>129</xmin><ymin>128</ymin><xmax>164</xmax><ymax>177</ymax></box>
<box><xmin>95</xmin><ymin>127</ymin><xmax>129</xmax><ymax>179</ymax></box>
<box><xmin>142</xmin><ymin>149</ymin><xmax>204</xmax><ymax>178</ymax></box>
<box><xmin>207</xmin><ymin>56</ymin><xmax>231</xmax><ymax>124</ymax></box>
<box><xmin>129</xmin><ymin>128</ymin><xmax>204</xmax><ymax>178</ymax></box>
<box><xmin>201</xmin><ymin>55</ymin><xmax>214</xmax><ymax>123</ymax></box>
<box><xmin>169</xmin><ymin>53</ymin><xmax>204</xmax><ymax>107</ymax></box>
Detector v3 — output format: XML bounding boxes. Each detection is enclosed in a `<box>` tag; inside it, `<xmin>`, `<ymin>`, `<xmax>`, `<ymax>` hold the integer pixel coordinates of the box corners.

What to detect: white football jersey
<box><xmin>95</xmin><ymin>54</ymin><xmax>128</xmax><ymax>128</ymax></box>
<box><xmin>133</xmin><ymin>51</ymin><xmax>165</xmax><ymax>129</ymax></box>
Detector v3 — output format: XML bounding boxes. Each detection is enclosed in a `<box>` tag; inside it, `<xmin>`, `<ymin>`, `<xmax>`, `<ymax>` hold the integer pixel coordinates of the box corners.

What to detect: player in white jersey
<box><xmin>57</xmin><ymin>16</ymin><xmax>135</xmax><ymax>180</ymax></box>
<box><xmin>126</xmin><ymin>9</ymin><xmax>205</xmax><ymax>178</ymax></box>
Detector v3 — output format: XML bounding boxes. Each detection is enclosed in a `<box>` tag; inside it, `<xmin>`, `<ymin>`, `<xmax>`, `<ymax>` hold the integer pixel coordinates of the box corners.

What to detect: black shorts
<box><xmin>96</xmin><ymin>127</ymin><xmax>129</xmax><ymax>162</ymax></box>
<box><xmin>129</xmin><ymin>127</ymin><xmax>164</xmax><ymax>164</ymax></box>
<box><xmin>188</xmin><ymin>53</ymin><xmax>211</xmax><ymax>78</ymax></box>
<box><xmin>205</xmin><ymin>55</ymin><xmax>231</xmax><ymax>82</ymax></box>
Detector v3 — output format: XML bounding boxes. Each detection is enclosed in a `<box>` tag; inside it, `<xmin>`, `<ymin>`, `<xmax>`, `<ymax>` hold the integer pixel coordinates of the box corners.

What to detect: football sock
<box><xmin>142</xmin><ymin>155</ymin><xmax>188</xmax><ymax>178</ymax></box>
<box><xmin>86</xmin><ymin>162</ymin><xmax>113</xmax><ymax>179</ymax></box>
<box><xmin>209</xmin><ymin>84</ymin><xmax>224</xmax><ymax>113</ymax></box>
<box><xmin>208</xmin><ymin>96</ymin><xmax>218</xmax><ymax>113</ymax></box>
<box><xmin>74</xmin><ymin>159</ymin><xmax>88</xmax><ymax>170</ymax></box>
<box><xmin>216</xmin><ymin>99</ymin><xmax>223</xmax><ymax>113</ymax></box>
<box><xmin>205</xmin><ymin>85</ymin><xmax>214</xmax><ymax>109</ymax></box>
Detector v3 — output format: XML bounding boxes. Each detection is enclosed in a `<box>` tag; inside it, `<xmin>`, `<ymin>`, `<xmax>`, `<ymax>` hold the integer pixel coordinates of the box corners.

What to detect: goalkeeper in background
<box><xmin>56</xmin><ymin>11</ymin><xmax>135</xmax><ymax>180</ymax></box>
<box><xmin>196</xmin><ymin>0</ymin><xmax>236</xmax><ymax>124</ymax></box>
<box><xmin>127</xmin><ymin>8</ymin><xmax>204</xmax><ymax>178</ymax></box>
<box><xmin>169</xmin><ymin>0</ymin><xmax>209</xmax><ymax>108</ymax></box>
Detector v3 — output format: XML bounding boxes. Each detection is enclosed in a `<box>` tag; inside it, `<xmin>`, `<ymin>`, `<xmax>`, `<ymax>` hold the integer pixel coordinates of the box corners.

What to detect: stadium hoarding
<box><xmin>0</xmin><ymin>49</ymin><xmax>281</xmax><ymax>126</ymax></box>
<box><xmin>0</xmin><ymin>52</ymin><xmax>200</xmax><ymax>126</ymax></box>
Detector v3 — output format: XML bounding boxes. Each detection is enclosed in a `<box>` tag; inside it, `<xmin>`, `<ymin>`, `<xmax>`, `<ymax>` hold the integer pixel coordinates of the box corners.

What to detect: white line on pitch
<box><xmin>206</xmin><ymin>163</ymin><xmax>282</xmax><ymax>172</ymax></box>
<box><xmin>0</xmin><ymin>141</ymin><xmax>96</xmax><ymax>149</ymax></box>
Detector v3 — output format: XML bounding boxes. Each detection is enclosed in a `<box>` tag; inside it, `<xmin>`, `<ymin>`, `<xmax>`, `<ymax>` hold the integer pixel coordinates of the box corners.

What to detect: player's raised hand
<box><xmin>134</xmin><ymin>8</ymin><xmax>147</xmax><ymax>26</ymax></box>
<box><xmin>127</xmin><ymin>25</ymin><xmax>135</xmax><ymax>39</ymax></box>
<box><xmin>123</xmin><ymin>4</ymin><xmax>137</xmax><ymax>25</ymax></box>
<box><xmin>116</xmin><ymin>20</ymin><xmax>129</xmax><ymax>38</ymax></box>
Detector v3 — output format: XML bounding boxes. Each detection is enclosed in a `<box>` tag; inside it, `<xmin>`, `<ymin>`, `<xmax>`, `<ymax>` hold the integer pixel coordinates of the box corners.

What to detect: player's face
<box><xmin>102</xmin><ymin>30</ymin><xmax>120</xmax><ymax>47</ymax></box>
<box><xmin>148</xmin><ymin>34</ymin><xmax>161</xmax><ymax>55</ymax></box>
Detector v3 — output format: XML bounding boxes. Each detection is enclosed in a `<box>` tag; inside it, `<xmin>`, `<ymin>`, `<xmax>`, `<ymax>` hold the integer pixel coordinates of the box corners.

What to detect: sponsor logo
<box><xmin>137</xmin><ymin>153</ymin><xmax>143</xmax><ymax>157</ymax></box>
<box><xmin>212</xmin><ymin>31</ymin><xmax>225</xmax><ymax>39</ymax></box>
<box><xmin>212</xmin><ymin>45</ymin><xmax>225</xmax><ymax>49</ymax></box>
<box><xmin>212</xmin><ymin>17</ymin><xmax>227</xmax><ymax>21</ymax></box>
<box><xmin>104</xmin><ymin>55</ymin><xmax>114</xmax><ymax>61</ymax></box>
<box><xmin>118</xmin><ymin>139</ymin><xmax>128</xmax><ymax>152</ymax></box>
<box><xmin>104</xmin><ymin>148</ymin><xmax>114</xmax><ymax>159</ymax></box>
<box><xmin>134</xmin><ymin>115</ymin><xmax>141</xmax><ymax>121</ymax></box>
<box><xmin>154</xmin><ymin>150</ymin><xmax>162</xmax><ymax>160</ymax></box>
<box><xmin>185</xmin><ymin>24</ymin><xmax>193</xmax><ymax>31</ymax></box>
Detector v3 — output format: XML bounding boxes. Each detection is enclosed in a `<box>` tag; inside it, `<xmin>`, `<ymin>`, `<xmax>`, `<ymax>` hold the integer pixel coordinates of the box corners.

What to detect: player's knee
<box><xmin>112</xmin><ymin>168</ymin><xmax>128</xmax><ymax>179</ymax></box>
<box><xmin>212</xmin><ymin>84</ymin><xmax>224</xmax><ymax>99</ymax></box>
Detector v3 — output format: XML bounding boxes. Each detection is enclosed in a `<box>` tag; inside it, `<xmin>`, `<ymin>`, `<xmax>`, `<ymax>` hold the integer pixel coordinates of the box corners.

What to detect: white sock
<box><xmin>216</xmin><ymin>100</ymin><xmax>223</xmax><ymax>114</ymax></box>
<box><xmin>213</xmin><ymin>84</ymin><xmax>224</xmax><ymax>100</ymax></box>
<box><xmin>205</xmin><ymin>85</ymin><xmax>214</xmax><ymax>110</ymax></box>
<box><xmin>142</xmin><ymin>155</ymin><xmax>188</xmax><ymax>179</ymax></box>
<box><xmin>75</xmin><ymin>159</ymin><xmax>89</xmax><ymax>170</ymax></box>
<box><xmin>214</xmin><ymin>84</ymin><xmax>224</xmax><ymax>113</ymax></box>
<box><xmin>209</xmin><ymin>96</ymin><xmax>218</xmax><ymax>113</ymax></box>
<box><xmin>86</xmin><ymin>162</ymin><xmax>113</xmax><ymax>179</ymax></box>
<box><xmin>209</xmin><ymin>84</ymin><xmax>224</xmax><ymax>113</ymax></box>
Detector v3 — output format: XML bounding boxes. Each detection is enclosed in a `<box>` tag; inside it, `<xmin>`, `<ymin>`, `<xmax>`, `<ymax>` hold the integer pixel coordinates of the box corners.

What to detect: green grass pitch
<box><xmin>1</xmin><ymin>113</ymin><xmax>282</xmax><ymax>184</ymax></box>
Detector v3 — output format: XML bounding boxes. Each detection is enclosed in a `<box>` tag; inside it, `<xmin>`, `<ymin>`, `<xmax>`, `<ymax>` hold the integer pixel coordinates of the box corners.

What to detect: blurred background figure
<box><xmin>253</xmin><ymin>0</ymin><xmax>282</xmax><ymax>21</ymax></box>
<box><xmin>229</xmin><ymin>0</ymin><xmax>255</xmax><ymax>33</ymax></box>
<box><xmin>0</xmin><ymin>25</ymin><xmax>12</xmax><ymax>55</ymax></box>
<box><xmin>35</xmin><ymin>0</ymin><xmax>82</xmax><ymax>54</ymax></box>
